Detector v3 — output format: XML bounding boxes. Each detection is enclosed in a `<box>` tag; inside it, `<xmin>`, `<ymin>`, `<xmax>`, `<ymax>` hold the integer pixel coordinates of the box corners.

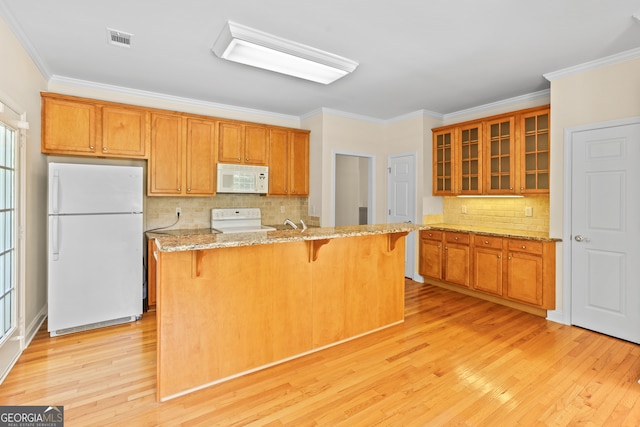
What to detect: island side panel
<box><xmin>156</xmin><ymin>241</ymin><xmax>312</xmax><ymax>401</ymax></box>
<box><xmin>311</xmin><ymin>233</ymin><xmax>406</xmax><ymax>348</ymax></box>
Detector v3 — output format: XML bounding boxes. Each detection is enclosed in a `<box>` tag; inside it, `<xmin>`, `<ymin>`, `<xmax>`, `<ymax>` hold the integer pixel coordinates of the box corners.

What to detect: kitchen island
<box><xmin>150</xmin><ymin>223</ymin><xmax>426</xmax><ymax>401</ymax></box>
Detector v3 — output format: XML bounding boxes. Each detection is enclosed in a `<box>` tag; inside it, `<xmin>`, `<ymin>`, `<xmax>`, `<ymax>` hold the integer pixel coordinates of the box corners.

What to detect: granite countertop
<box><xmin>149</xmin><ymin>223</ymin><xmax>429</xmax><ymax>252</ymax></box>
<box><xmin>425</xmin><ymin>223</ymin><xmax>561</xmax><ymax>241</ymax></box>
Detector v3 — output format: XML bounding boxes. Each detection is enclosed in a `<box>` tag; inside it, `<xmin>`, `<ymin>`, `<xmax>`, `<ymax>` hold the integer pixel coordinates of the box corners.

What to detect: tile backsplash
<box><xmin>426</xmin><ymin>195</ymin><xmax>549</xmax><ymax>233</ymax></box>
<box><xmin>145</xmin><ymin>194</ymin><xmax>318</xmax><ymax>231</ymax></box>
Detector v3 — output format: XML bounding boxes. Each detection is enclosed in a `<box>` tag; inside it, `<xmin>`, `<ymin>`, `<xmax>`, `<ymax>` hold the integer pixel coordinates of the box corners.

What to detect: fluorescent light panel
<box><xmin>212</xmin><ymin>21</ymin><xmax>358</xmax><ymax>84</ymax></box>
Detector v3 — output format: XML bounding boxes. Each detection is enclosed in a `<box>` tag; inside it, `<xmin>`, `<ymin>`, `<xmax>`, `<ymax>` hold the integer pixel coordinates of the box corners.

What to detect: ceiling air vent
<box><xmin>106</xmin><ymin>28</ymin><xmax>133</xmax><ymax>48</ymax></box>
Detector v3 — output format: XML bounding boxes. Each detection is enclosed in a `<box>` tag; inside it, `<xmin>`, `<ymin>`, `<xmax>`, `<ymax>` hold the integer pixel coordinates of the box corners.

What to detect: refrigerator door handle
<box><xmin>52</xmin><ymin>216</ymin><xmax>60</xmax><ymax>261</ymax></box>
<box><xmin>52</xmin><ymin>170</ymin><xmax>60</xmax><ymax>214</ymax></box>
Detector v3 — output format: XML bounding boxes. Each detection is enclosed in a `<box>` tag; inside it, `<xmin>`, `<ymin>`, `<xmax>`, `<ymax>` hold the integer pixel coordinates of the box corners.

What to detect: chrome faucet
<box><xmin>300</xmin><ymin>219</ymin><xmax>307</xmax><ymax>231</ymax></box>
<box><xmin>283</xmin><ymin>218</ymin><xmax>298</xmax><ymax>229</ymax></box>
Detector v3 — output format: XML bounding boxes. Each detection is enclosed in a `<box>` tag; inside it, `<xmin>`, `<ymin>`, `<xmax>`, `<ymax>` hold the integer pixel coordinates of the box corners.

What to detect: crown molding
<box><xmin>442</xmin><ymin>89</ymin><xmax>550</xmax><ymax>122</ymax></box>
<box><xmin>48</xmin><ymin>75</ymin><xmax>301</xmax><ymax>124</ymax></box>
<box><xmin>543</xmin><ymin>47</ymin><xmax>640</xmax><ymax>81</ymax></box>
<box><xmin>301</xmin><ymin>107</ymin><xmax>386</xmax><ymax>124</ymax></box>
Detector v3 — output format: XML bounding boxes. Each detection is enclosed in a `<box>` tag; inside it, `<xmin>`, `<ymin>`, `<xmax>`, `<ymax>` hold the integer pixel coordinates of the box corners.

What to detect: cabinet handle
<box><xmin>484</xmin><ymin>240</ymin><xmax>489</xmax><ymax>244</ymax></box>
<box><xmin>89</xmin><ymin>145</ymin><xmax>95</xmax><ymax>150</ymax></box>
<box><xmin>187</xmin><ymin>188</ymin><xmax>191</xmax><ymax>193</ymax></box>
<box><xmin>237</xmin><ymin>157</ymin><xmax>241</xmax><ymax>161</ymax></box>
<box><xmin>177</xmin><ymin>187</ymin><xmax>181</xmax><ymax>192</ymax></box>
<box><xmin>246</xmin><ymin>157</ymin><xmax>249</xmax><ymax>161</ymax></box>
<box><xmin>444</xmin><ymin>246</ymin><xmax>448</xmax><ymax>250</ymax></box>
<box><xmin>497</xmin><ymin>255</ymin><xmax>501</xmax><ymax>259</ymax></box>
<box><xmin>437</xmin><ymin>245</ymin><xmax>441</xmax><ymax>249</ymax></box>
<box><xmin>292</xmin><ymin>189</ymin><xmax>296</xmax><ymax>193</ymax></box>
<box><xmin>103</xmin><ymin>147</ymin><xmax>108</xmax><ymax>152</ymax></box>
<box><xmin>521</xmin><ymin>245</ymin><xmax>526</xmax><ymax>249</ymax></box>
<box><xmin>521</xmin><ymin>187</ymin><xmax>524</xmax><ymax>190</ymax></box>
<box><xmin>454</xmin><ymin>237</ymin><xmax>459</xmax><ymax>240</ymax></box>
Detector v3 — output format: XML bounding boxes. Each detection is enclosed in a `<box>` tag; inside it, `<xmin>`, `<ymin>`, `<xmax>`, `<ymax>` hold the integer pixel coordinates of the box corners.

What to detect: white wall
<box><xmin>0</xmin><ymin>15</ymin><xmax>48</xmax><ymax>339</ymax></box>
<box><xmin>547</xmin><ymin>55</ymin><xmax>640</xmax><ymax>321</ymax></box>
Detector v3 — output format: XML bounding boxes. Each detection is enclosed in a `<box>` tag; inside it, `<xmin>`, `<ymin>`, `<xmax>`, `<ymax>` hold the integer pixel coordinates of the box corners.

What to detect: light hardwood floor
<box><xmin>1</xmin><ymin>280</ymin><xmax>639</xmax><ymax>426</ymax></box>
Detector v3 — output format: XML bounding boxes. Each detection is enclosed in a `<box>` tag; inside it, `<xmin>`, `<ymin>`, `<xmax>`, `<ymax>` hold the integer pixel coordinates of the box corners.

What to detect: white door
<box><xmin>571</xmin><ymin>122</ymin><xmax>640</xmax><ymax>343</ymax></box>
<box><xmin>387</xmin><ymin>154</ymin><xmax>416</xmax><ymax>278</ymax></box>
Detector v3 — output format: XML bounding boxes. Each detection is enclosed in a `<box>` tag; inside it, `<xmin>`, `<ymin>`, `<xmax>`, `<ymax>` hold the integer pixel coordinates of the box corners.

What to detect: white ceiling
<box><xmin>1</xmin><ymin>0</ymin><xmax>640</xmax><ymax>120</ymax></box>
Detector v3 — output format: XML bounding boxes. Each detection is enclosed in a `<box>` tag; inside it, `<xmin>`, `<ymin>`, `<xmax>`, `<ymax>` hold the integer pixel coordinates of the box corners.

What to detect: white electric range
<box><xmin>211</xmin><ymin>208</ymin><xmax>276</xmax><ymax>233</ymax></box>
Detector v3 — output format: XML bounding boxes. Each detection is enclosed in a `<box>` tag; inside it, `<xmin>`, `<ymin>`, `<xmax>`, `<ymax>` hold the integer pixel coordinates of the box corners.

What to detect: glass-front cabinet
<box><xmin>485</xmin><ymin>116</ymin><xmax>515</xmax><ymax>194</ymax></box>
<box><xmin>433</xmin><ymin>129</ymin><xmax>455</xmax><ymax>195</ymax></box>
<box><xmin>431</xmin><ymin>105</ymin><xmax>550</xmax><ymax>196</ymax></box>
<box><xmin>520</xmin><ymin>108</ymin><xmax>550</xmax><ymax>194</ymax></box>
<box><xmin>458</xmin><ymin>123</ymin><xmax>483</xmax><ymax>194</ymax></box>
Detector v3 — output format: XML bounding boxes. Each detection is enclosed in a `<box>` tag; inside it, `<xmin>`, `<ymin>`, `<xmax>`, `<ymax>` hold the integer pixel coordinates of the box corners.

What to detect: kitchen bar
<box><xmin>151</xmin><ymin>223</ymin><xmax>427</xmax><ymax>401</ymax></box>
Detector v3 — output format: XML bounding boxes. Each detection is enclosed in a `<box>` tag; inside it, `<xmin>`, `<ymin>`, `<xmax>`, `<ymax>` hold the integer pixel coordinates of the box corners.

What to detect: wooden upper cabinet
<box><xmin>268</xmin><ymin>129</ymin><xmax>309</xmax><ymax>196</ymax></box>
<box><xmin>519</xmin><ymin>108</ymin><xmax>550</xmax><ymax>194</ymax></box>
<box><xmin>148</xmin><ymin>113</ymin><xmax>184</xmax><ymax>196</ymax></box>
<box><xmin>458</xmin><ymin>123</ymin><xmax>483</xmax><ymax>195</ymax></box>
<box><xmin>431</xmin><ymin>105</ymin><xmax>550</xmax><ymax>196</ymax></box>
<box><xmin>289</xmin><ymin>130</ymin><xmax>309</xmax><ymax>196</ymax></box>
<box><xmin>41</xmin><ymin>93</ymin><xmax>148</xmax><ymax>158</ymax></box>
<box><xmin>484</xmin><ymin>116</ymin><xmax>516</xmax><ymax>194</ymax></box>
<box><xmin>185</xmin><ymin>118</ymin><xmax>217</xmax><ymax>195</ymax></box>
<box><xmin>218</xmin><ymin>121</ymin><xmax>268</xmax><ymax>165</ymax></box>
<box><xmin>42</xmin><ymin>94</ymin><xmax>98</xmax><ymax>156</ymax></box>
<box><xmin>101</xmin><ymin>105</ymin><xmax>148</xmax><ymax>157</ymax></box>
<box><xmin>433</xmin><ymin>128</ymin><xmax>455</xmax><ymax>195</ymax></box>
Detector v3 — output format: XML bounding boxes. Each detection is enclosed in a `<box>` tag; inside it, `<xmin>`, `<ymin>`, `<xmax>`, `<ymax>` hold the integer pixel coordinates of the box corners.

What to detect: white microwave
<box><xmin>216</xmin><ymin>163</ymin><xmax>269</xmax><ymax>194</ymax></box>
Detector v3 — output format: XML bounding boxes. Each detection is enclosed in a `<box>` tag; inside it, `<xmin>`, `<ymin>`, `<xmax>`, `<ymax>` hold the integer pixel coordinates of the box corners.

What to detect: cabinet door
<box><xmin>444</xmin><ymin>243</ymin><xmax>469</xmax><ymax>287</ymax></box>
<box><xmin>433</xmin><ymin>129</ymin><xmax>455</xmax><ymax>195</ymax></box>
<box><xmin>218</xmin><ymin>121</ymin><xmax>243</xmax><ymax>163</ymax></box>
<box><xmin>485</xmin><ymin>116</ymin><xmax>515</xmax><ymax>194</ymax></box>
<box><xmin>519</xmin><ymin>108</ymin><xmax>550</xmax><ymax>194</ymax></box>
<box><xmin>419</xmin><ymin>237</ymin><xmax>442</xmax><ymax>280</ymax></box>
<box><xmin>473</xmin><ymin>246</ymin><xmax>504</xmax><ymax>296</ymax></box>
<box><xmin>185</xmin><ymin>118</ymin><xmax>216</xmax><ymax>195</ymax></box>
<box><xmin>268</xmin><ymin>128</ymin><xmax>289</xmax><ymax>195</ymax></box>
<box><xmin>458</xmin><ymin>123</ymin><xmax>482</xmax><ymax>194</ymax></box>
<box><xmin>507</xmin><ymin>250</ymin><xmax>543</xmax><ymax>306</ymax></box>
<box><xmin>42</xmin><ymin>96</ymin><xmax>97</xmax><ymax>155</ymax></box>
<box><xmin>244</xmin><ymin>125</ymin><xmax>268</xmax><ymax>165</ymax></box>
<box><xmin>289</xmin><ymin>130</ymin><xmax>309</xmax><ymax>196</ymax></box>
<box><xmin>148</xmin><ymin>113</ymin><xmax>184</xmax><ymax>195</ymax></box>
<box><xmin>101</xmin><ymin>105</ymin><xmax>147</xmax><ymax>157</ymax></box>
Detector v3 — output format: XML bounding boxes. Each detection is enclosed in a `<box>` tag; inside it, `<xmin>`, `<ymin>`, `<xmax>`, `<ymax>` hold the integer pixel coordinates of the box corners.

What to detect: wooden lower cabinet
<box><xmin>443</xmin><ymin>232</ymin><xmax>470</xmax><ymax>287</ymax></box>
<box><xmin>420</xmin><ymin>230</ymin><xmax>555</xmax><ymax>310</ymax></box>
<box><xmin>472</xmin><ymin>235</ymin><xmax>505</xmax><ymax>296</ymax></box>
<box><xmin>419</xmin><ymin>230</ymin><xmax>443</xmax><ymax>280</ymax></box>
<box><xmin>506</xmin><ymin>239</ymin><xmax>555</xmax><ymax>309</ymax></box>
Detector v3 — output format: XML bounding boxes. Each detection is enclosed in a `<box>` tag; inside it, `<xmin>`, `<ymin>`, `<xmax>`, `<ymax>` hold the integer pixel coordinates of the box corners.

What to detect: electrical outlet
<box><xmin>280</xmin><ymin>206</ymin><xmax>285</xmax><ymax>213</ymax></box>
<box><xmin>525</xmin><ymin>206</ymin><xmax>533</xmax><ymax>217</ymax></box>
<box><xmin>176</xmin><ymin>207</ymin><xmax>181</xmax><ymax>217</ymax></box>
<box><xmin>461</xmin><ymin>205</ymin><xmax>467</xmax><ymax>214</ymax></box>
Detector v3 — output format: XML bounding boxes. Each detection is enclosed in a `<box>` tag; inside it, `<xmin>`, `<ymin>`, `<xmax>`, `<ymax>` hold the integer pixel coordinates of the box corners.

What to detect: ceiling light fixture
<box><xmin>212</xmin><ymin>21</ymin><xmax>358</xmax><ymax>84</ymax></box>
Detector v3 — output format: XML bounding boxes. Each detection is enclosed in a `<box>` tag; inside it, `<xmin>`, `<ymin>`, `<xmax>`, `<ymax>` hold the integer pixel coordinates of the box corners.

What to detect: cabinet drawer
<box><xmin>474</xmin><ymin>235</ymin><xmax>503</xmax><ymax>249</ymax></box>
<box><xmin>421</xmin><ymin>230</ymin><xmax>442</xmax><ymax>241</ymax></box>
<box><xmin>508</xmin><ymin>239</ymin><xmax>543</xmax><ymax>255</ymax></box>
<box><xmin>445</xmin><ymin>232</ymin><xmax>469</xmax><ymax>245</ymax></box>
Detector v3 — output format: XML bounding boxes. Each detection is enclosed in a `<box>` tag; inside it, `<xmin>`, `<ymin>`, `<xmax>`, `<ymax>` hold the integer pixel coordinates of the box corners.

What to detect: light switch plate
<box><xmin>525</xmin><ymin>206</ymin><xmax>533</xmax><ymax>217</ymax></box>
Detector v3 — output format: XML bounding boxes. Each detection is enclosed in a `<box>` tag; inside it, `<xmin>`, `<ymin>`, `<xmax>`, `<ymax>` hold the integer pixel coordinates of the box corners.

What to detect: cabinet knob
<box><xmin>497</xmin><ymin>255</ymin><xmax>501</xmax><ymax>259</ymax></box>
<box><xmin>521</xmin><ymin>187</ymin><xmax>524</xmax><ymax>190</ymax></box>
<box><xmin>521</xmin><ymin>245</ymin><xmax>526</xmax><ymax>249</ymax></box>
<box><xmin>484</xmin><ymin>240</ymin><xmax>489</xmax><ymax>244</ymax></box>
<box><xmin>103</xmin><ymin>147</ymin><xmax>108</xmax><ymax>151</ymax></box>
<box><xmin>246</xmin><ymin>157</ymin><xmax>249</xmax><ymax>161</ymax></box>
<box><xmin>237</xmin><ymin>157</ymin><xmax>241</xmax><ymax>161</ymax></box>
<box><xmin>292</xmin><ymin>189</ymin><xmax>296</xmax><ymax>193</ymax></box>
<box><xmin>177</xmin><ymin>187</ymin><xmax>181</xmax><ymax>192</ymax></box>
<box><xmin>89</xmin><ymin>145</ymin><xmax>95</xmax><ymax>150</ymax></box>
<box><xmin>444</xmin><ymin>246</ymin><xmax>448</xmax><ymax>250</ymax></box>
<box><xmin>187</xmin><ymin>188</ymin><xmax>191</xmax><ymax>193</ymax></box>
<box><xmin>454</xmin><ymin>237</ymin><xmax>459</xmax><ymax>240</ymax></box>
<box><xmin>437</xmin><ymin>245</ymin><xmax>441</xmax><ymax>249</ymax></box>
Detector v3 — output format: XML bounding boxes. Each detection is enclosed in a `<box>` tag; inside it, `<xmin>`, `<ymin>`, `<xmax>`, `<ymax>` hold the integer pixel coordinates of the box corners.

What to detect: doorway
<box><xmin>334</xmin><ymin>153</ymin><xmax>373</xmax><ymax>226</ymax></box>
<box><xmin>566</xmin><ymin>118</ymin><xmax>640</xmax><ymax>344</ymax></box>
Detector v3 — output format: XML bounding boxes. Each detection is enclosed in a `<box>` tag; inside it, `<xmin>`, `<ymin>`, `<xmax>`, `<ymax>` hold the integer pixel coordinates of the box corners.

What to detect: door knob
<box><xmin>574</xmin><ymin>235</ymin><xmax>590</xmax><ymax>242</ymax></box>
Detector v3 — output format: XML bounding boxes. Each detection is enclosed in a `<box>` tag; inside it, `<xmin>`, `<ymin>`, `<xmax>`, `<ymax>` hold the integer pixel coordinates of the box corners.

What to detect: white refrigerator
<box><xmin>47</xmin><ymin>162</ymin><xmax>143</xmax><ymax>336</ymax></box>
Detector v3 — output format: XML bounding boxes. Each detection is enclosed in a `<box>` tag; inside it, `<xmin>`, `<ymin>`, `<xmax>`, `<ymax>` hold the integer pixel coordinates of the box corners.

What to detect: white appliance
<box><xmin>211</xmin><ymin>208</ymin><xmax>275</xmax><ymax>233</ymax></box>
<box><xmin>47</xmin><ymin>163</ymin><xmax>143</xmax><ymax>336</ymax></box>
<box><xmin>216</xmin><ymin>163</ymin><xmax>269</xmax><ymax>194</ymax></box>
